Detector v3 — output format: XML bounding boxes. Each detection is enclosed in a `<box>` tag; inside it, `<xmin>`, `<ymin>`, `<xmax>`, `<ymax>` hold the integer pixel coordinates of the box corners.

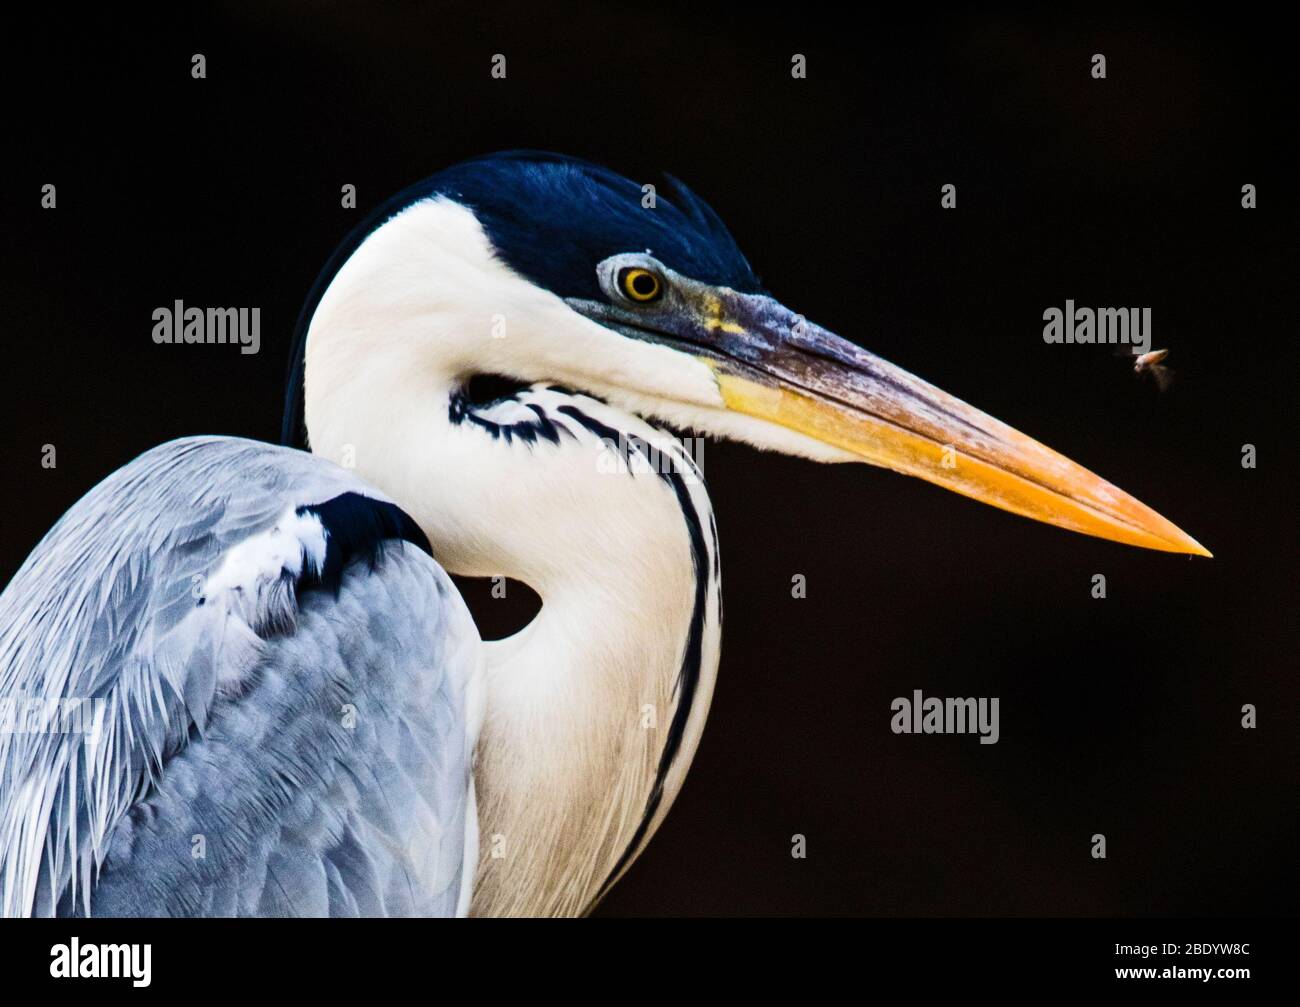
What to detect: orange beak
<box><xmin>704</xmin><ymin>294</ymin><xmax>1209</xmax><ymax>556</ymax></box>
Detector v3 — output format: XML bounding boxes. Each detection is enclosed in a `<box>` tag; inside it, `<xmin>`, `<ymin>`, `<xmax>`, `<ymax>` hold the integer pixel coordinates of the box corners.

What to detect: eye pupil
<box><xmin>622</xmin><ymin>268</ymin><xmax>661</xmax><ymax>301</ymax></box>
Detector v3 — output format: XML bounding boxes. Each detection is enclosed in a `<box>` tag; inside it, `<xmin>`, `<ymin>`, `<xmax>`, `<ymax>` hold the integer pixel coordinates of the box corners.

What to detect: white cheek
<box><xmin>308</xmin><ymin>197</ymin><xmax>730</xmax><ymax>407</ymax></box>
<box><xmin>305</xmin><ymin>195</ymin><xmax>853</xmax><ymax>483</ymax></box>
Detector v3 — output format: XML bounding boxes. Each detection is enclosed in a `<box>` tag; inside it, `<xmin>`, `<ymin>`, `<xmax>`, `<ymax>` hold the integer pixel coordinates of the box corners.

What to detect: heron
<box><xmin>0</xmin><ymin>151</ymin><xmax>1208</xmax><ymax>918</ymax></box>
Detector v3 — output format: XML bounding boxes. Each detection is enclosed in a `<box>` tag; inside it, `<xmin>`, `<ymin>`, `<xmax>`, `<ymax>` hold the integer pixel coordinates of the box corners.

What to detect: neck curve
<box><xmin>295</xmin><ymin>194</ymin><xmax>725</xmax><ymax>915</ymax></box>
<box><xmin>304</xmin><ymin>344</ymin><xmax>721</xmax><ymax>915</ymax></box>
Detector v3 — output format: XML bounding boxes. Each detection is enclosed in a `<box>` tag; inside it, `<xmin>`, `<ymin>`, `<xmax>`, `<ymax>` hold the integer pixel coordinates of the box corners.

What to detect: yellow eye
<box><xmin>620</xmin><ymin>267</ymin><xmax>662</xmax><ymax>303</ymax></box>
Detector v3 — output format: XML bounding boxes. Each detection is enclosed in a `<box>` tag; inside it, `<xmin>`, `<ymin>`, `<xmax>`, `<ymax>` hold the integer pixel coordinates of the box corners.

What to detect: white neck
<box><xmin>300</xmin><ymin>202</ymin><xmax>722</xmax><ymax>915</ymax></box>
<box><xmin>308</xmin><ymin>373</ymin><xmax>722</xmax><ymax>916</ymax></box>
<box><xmin>471</xmin><ymin>408</ymin><xmax>721</xmax><ymax>916</ymax></box>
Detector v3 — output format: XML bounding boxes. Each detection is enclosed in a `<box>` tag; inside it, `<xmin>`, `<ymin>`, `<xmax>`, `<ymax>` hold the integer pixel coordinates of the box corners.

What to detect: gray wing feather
<box><xmin>0</xmin><ymin>436</ymin><xmax>481</xmax><ymax>917</ymax></box>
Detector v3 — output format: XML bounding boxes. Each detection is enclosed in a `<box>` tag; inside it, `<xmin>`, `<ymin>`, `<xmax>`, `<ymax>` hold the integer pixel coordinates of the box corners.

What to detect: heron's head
<box><xmin>287</xmin><ymin>150</ymin><xmax>1207</xmax><ymax>558</ymax></box>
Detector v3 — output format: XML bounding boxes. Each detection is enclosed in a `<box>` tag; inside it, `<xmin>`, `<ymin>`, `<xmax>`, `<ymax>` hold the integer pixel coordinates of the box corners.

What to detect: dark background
<box><xmin>3</xmin><ymin>6</ymin><xmax>1295</xmax><ymax>916</ymax></box>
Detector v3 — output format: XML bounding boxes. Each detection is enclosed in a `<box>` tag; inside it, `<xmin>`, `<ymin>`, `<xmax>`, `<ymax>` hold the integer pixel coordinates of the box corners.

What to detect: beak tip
<box><xmin>1167</xmin><ymin>530</ymin><xmax>1212</xmax><ymax>559</ymax></box>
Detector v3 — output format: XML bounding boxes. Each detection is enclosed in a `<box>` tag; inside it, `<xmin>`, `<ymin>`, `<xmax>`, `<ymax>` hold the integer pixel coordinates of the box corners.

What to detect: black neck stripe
<box><xmin>554</xmin><ymin>405</ymin><xmax>711</xmax><ymax>898</ymax></box>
